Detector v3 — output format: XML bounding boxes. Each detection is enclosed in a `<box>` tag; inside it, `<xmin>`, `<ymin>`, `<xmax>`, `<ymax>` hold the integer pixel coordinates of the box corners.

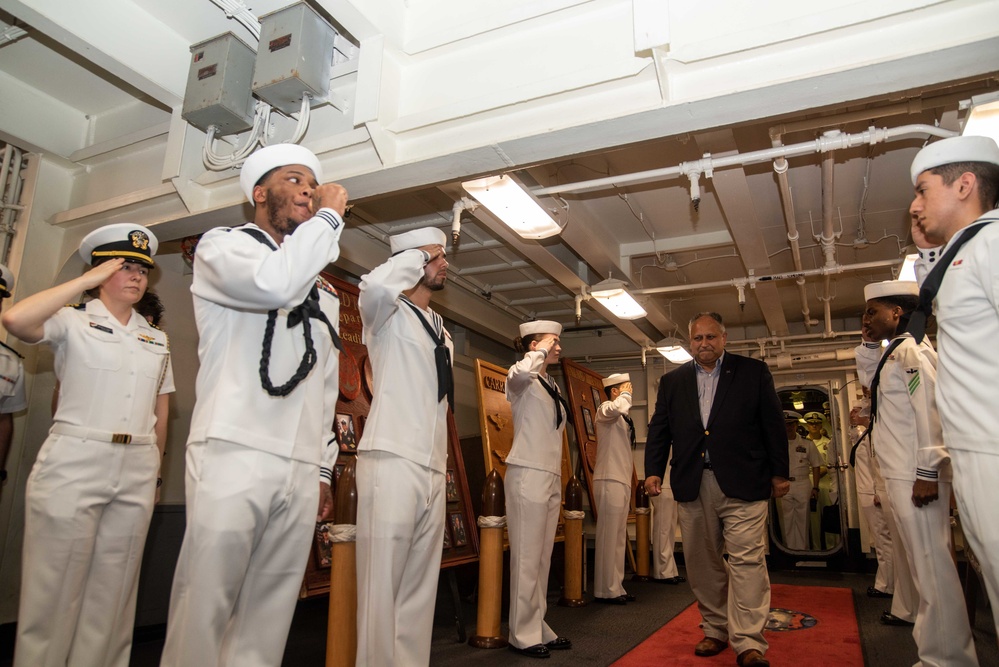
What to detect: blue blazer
<box><xmin>645</xmin><ymin>352</ymin><xmax>789</xmax><ymax>503</ymax></box>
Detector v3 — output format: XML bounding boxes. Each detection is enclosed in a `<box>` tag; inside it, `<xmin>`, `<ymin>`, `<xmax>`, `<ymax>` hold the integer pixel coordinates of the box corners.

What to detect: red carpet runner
<box><xmin>612</xmin><ymin>584</ymin><xmax>863</xmax><ymax>666</ymax></box>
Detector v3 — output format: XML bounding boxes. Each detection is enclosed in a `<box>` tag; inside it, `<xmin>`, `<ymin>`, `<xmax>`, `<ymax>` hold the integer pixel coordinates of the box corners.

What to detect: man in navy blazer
<box><xmin>645</xmin><ymin>312</ymin><xmax>789</xmax><ymax>667</ymax></box>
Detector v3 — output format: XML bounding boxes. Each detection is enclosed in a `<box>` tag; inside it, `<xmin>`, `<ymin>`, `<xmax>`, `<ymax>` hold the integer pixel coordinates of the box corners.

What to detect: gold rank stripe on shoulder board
<box><xmin>68</xmin><ymin>303</ymin><xmax>85</xmax><ymax>310</ymax></box>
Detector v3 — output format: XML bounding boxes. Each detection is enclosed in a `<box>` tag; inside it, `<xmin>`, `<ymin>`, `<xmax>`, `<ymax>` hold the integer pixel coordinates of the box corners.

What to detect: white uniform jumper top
<box><xmin>504</xmin><ymin>350</ymin><xmax>566</xmax><ymax>649</ymax></box>
<box><xmin>355</xmin><ymin>248</ymin><xmax>452</xmax><ymax>667</ymax></box>
<box><xmin>916</xmin><ymin>209</ymin><xmax>999</xmax><ymax>642</ymax></box>
<box><xmin>855</xmin><ymin>335</ymin><xmax>978</xmax><ymax>666</ymax></box>
<box><xmin>16</xmin><ymin>300</ymin><xmax>173</xmax><ymax>667</ymax></box>
<box><xmin>593</xmin><ymin>391</ymin><xmax>634</xmax><ymax>598</ymax></box>
<box><xmin>161</xmin><ymin>211</ymin><xmax>343</xmax><ymax>667</ymax></box>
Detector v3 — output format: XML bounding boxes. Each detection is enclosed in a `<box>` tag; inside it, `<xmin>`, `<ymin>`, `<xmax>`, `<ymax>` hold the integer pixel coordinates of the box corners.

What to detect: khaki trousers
<box><xmin>677</xmin><ymin>471</ymin><xmax>769</xmax><ymax>656</ymax></box>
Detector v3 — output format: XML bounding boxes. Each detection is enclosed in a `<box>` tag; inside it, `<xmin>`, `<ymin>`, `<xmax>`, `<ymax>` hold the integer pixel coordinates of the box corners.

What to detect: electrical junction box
<box><xmin>253</xmin><ymin>2</ymin><xmax>336</xmax><ymax>115</ymax></box>
<box><xmin>181</xmin><ymin>32</ymin><xmax>256</xmax><ymax>135</ymax></box>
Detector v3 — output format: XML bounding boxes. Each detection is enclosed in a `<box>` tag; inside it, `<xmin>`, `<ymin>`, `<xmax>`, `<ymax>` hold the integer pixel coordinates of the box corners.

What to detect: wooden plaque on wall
<box><xmin>474</xmin><ymin>358</ymin><xmax>572</xmax><ymax>540</ymax></box>
<box><xmin>560</xmin><ymin>358</ymin><xmax>638</xmax><ymax>521</ymax></box>
<box><xmin>300</xmin><ymin>275</ymin><xmax>479</xmax><ymax>597</ymax></box>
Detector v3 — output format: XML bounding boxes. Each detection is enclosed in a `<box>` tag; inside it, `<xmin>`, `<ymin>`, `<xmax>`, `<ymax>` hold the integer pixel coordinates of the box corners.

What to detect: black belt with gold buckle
<box><xmin>111</xmin><ymin>433</ymin><xmax>133</xmax><ymax>444</ymax></box>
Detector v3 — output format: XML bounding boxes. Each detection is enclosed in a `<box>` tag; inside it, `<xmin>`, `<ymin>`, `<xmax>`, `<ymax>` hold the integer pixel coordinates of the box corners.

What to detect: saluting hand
<box><xmin>312</xmin><ymin>183</ymin><xmax>349</xmax><ymax>217</ymax></box>
<box><xmin>79</xmin><ymin>258</ymin><xmax>127</xmax><ymax>291</ymax></box>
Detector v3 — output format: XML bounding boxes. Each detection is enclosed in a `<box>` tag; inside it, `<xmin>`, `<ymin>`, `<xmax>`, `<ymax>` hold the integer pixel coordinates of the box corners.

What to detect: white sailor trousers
<box><xmin>15</xmin><ymin>433</ymin><xmax>159</xmax><ymax>667</ymax></box>
<box><xmin>355</xmin><ymin>450</ymin><xmax>446</xmax><ymax>667</ymax></box>
<box><xmin>160</xmin><ymin>439</ymin><xmax>318</xmax><ymax>667</ymax></box>
<box><xmin>593</xmin><ymin>478</ymin><xmax>630</xmax><ymax>598</ymax></box>
<box><xmin>651</xmin><ymin>488</ymin><xmax>679</xmax><ymax>579</ymax></box>
<box><xmin>505</xmin><ymin>464</ymin><xmax>561</xmax><ymax>649</ymax></box>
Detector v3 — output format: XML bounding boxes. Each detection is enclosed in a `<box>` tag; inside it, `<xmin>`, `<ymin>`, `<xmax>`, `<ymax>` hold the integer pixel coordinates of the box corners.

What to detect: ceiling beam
<box><xmin>695</xmin><ymin>129</ymin><xmax>790</xmax><ymax>336</ymax></box>
<box><xmin>1</xmin><ymin>0</ymin><xmax>189</xmax><ymax>108</ymax></box>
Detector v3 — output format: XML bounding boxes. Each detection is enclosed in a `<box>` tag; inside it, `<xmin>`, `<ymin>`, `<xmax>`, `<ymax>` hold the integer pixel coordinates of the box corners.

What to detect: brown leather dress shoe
<box><xmin>693</xmin><ymin>636</ymin><xmax>727</xmax><ymax>656</ymax></box>
<box><xmin>737</xmin><ymin>648</ymin><xmax>770</xmax><ymax>666</ymax></box>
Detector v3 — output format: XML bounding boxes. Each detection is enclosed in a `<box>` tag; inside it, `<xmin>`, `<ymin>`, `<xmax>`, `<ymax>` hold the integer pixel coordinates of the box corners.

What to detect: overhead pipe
<box><xmin>819</xmin><ymin>142</ymin><xmax>840</xmax><ymax>336</ymax></box>
<box><xmin>769</xmin><ymin>128</ymin><xmax>815</xmax><ymax>332</ymax></box>
<box><xmin>532</xmin><ymin>124</ymin><xmax>957</xmax><ymax>197</ymax></box>
<box><xmin>630</xmin><ymin>258</ymin><xmax>900</xmax><ymax>297</ymax></box>
<box><xmin>0</xmin><ymin>145</ymin><xmax>24</xmax><ymax>264</ymax></box>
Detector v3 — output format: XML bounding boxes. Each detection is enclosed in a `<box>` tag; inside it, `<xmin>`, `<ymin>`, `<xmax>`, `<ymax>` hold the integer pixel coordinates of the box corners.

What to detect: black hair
<box><xmin>930</xmin><ymin>161</ymin><xmax>999</xmax><ymax>211</ymax></box>
<box><xmin>136</xmin><ymin>290</ymin><xmax>165</xmax><ymax>326</ymax></box>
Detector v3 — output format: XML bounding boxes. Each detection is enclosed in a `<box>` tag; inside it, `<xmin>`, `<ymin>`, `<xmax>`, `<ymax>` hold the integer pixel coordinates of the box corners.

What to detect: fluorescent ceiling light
<box><xmin>655</xmin><ymin>338</ymin><xmax>692</xmax><ymax>363</ymax></box>
<box><xmin>963</xmin><ymin>92</ymin><xmax>999</xmax><ymax>144</ymax></box>
<box><xmin>898</xmin><ymin>253</ymin><xmax>918</xmax><ymax>282</ymax></box>
<box><xmin>589</xmin><ymin>278</ymin><xmax>647</xmax><ymax>320</ymax></box>
<box><xmin>461</xmin><ymin>175</ymin><xmax>562</xmax><ymax>239</ymax></box>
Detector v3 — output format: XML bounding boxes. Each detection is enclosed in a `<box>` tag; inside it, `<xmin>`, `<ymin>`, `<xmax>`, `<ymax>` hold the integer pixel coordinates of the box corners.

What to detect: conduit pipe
<box><xmin>0</xmin><ymin>144</ymin><xmax>25</xmax><ymax>263</ymax></box>
<box><xmin>630</xmin><ymin>258</ymin><xmax>900</xmax><ymax>297</ymax></box>
<box><xmin>770</xmin><ymin>137</ymin><xmax>814</xmax><ymax>332</ymax></box>
<box><xmin>819</xmin><ymin>144</ymin><xmax>839</xmax><ymax>336</ymax></box>
<box><xmin>766</xmin><ymin>347</ymin><xmax>857</xmax><ymax>370</ymax></box>
<box><xmin>532</xmin><ymin>124</ymin><xmax>957</xmax><ymax>197</ymax></box>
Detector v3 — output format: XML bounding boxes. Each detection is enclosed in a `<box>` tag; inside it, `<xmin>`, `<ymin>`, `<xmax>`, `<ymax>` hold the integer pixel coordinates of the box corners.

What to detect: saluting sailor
<box><xmin>0</xmin><ymin>263</ymin><xmax>28</xmax><ymax>503</ymax></box>
<box><xmin>505</xmin><ymin>320</ymin><xmax>572</xmax><ymax>659</ymax></box>
<box><xmin>3</xmin><ymin>224</ymin><xmax>173</xmax><ymax>667</ymax></box>
<box><xmin>160</xmin><ymin>144</ymin><xmax>348</xmax><ymax>667</ymax></box>
<box><xmin>592</xmin><ymin>372</ymin><xmax>637</xmax><ymax>604</ymax></box>
<box><xmin>355</xmin><ymin>226</ymin><xmax>453</xmax><ymax>667</ymax></box>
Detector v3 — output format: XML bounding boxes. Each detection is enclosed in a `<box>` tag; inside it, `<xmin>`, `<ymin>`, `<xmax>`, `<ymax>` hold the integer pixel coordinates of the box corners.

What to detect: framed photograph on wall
<box><xmin>446</xmin><ymin>469</ymin><xmax>459</xmax><ymax>502</ymax></box>
<box><xmin>591</xmin><ymin>386</ymin><xmax>603</xmax><ymax>409</ymax></box>
<box><xmin>449</xmin><ymin>512</ymin><xmax>468</xmax><ymax>547</ymax></box>
<box><xmin>443</xmin><ymin>522</ymin><xmax>452</xmax><ymax>550</ymax></box>
<box><xmin>335</xmin><ymin>413</ymin><xmax>358</xmax><ymax>452</ymax></box>
<box><xmin>314</xmin><ymin>524</ymin><xmax>334</xmax><ymax>568</ymax></box>
<box><xmin>581</xmin><ymin>406</ymin><xmax>596</xmax><ymax>440</ymax></box>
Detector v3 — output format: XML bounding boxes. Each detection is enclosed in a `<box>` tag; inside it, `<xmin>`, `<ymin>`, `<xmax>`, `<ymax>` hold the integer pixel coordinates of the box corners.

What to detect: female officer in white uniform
<box><xmin>3</xmin><ymin>224</ymin><xmax>173</xmax><ymax>667</ymax></box>
<box><xmin>504</xmin><ymin>320</ymin><xmax>571</xmax><ymax>659</ymax></box>
<box><xmin>592</xmin><ymin>372</ymin><xmax>636</xmax><ymax>603</ymax></box>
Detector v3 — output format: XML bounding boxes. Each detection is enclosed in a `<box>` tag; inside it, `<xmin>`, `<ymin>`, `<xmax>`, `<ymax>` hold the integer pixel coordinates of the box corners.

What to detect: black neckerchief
<box><xmin>238</xmin><ymin>227</ymin><xmax>342</xmax><ymax>397</ymax></box>
<box><xmin>538</xmin><ymin>374</ymin><xmax>571</xmax><ymax>429</ymax></box>
<box><xmin>0</xmin><ymin>339</ymin><xmax>24</xmax><ymax>359</ymax></box>
<box><xmin>908</xmin><ymin>217</ymin><xmax>997</xmax><ymax>343</ymax></box>
<box><xmin>622</xmin><ymin>414</ymin><xmax>637</xmax><ymax>448</ymax></box>
<box><xmin>400</xmin><ymin>296</ymin><xmax>453</xmax><ymax>410</ymax></box>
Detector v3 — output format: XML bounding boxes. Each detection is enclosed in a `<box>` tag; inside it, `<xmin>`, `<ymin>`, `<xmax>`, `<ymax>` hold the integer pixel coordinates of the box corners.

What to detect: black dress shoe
<box><xmin>624</xmin><ymin>592</ymin><xmax>636</xmax><ymax>602</ymax></box>
<box><xmin>653</xmin><ymin>576</ymin><xmax>686</xmax><ymax>585</ymax></box>
<box><xmin>509</xmin><ymin>644</ymin><xmax>551</xmax><ymax>659</ymax></box>
<box><xmin>594</xmin><ymin>595</ymin><xmax>628</xmax><ymax>605</ymax></box>
<box><xmin>880</xmin><ymin>611</ymin><xmax>914</xmax><ymax>626</ymax></box>
<box><xmin>546</xmin><ymin>637</ymin><xmax>572</xmax><ymax>650</ymax></box>
<box><xmin>867</xmin><ymin>586</ymin><xmax>892</xmax><ymax>598</ymax></box>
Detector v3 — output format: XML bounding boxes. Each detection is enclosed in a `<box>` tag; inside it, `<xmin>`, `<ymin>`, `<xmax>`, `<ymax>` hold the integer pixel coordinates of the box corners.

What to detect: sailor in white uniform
<box><xmin>355</xmin><ymin>226</ymin><xmax>452</xmax><ymax>667</ymax></box>
<box><xmin>593</xmin><ymin>372</ymin><xmax>636</xmax><ymax>603</ymax></box>
<box><xmin>160</xmin><ymin>144</ymin><xmax>347</xmax><ymax>667</ymax></box>
<box><xmin>849</xmin><ymin>399</ymin><xmax>896</xmax><ymax>599</ymax></box>
<box><xmin>856</xmin><ymin>279</ymin><xmax>978</xmax><ymax>666</ymax></box>
<box><xmin>3</xmin><ymin>225</ymin><xmax>172</xmax><ymax>667</ymax></box>
<box><xmin>908</xmin><ymin>135</ymin><xmax>999</xmax><ymax>637</ymax></box>
<box><xmin>650</xmin><ymin>458</ymin><xmax>684</xmax><ymax>584</ymax></box>
<box><xmin>0</xmin><ymin>263</ymin><xmax>28</xmax><ymax>502</ymax></box>
<box><xmin>505</xmin><ymin>320</ymin><xmax>571</xmax><ymax>659</ymax></box>
<box><xmin>779</xmin><ymin>411</ymin><xmax>822</xmax><ymax>551</ymax></box>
